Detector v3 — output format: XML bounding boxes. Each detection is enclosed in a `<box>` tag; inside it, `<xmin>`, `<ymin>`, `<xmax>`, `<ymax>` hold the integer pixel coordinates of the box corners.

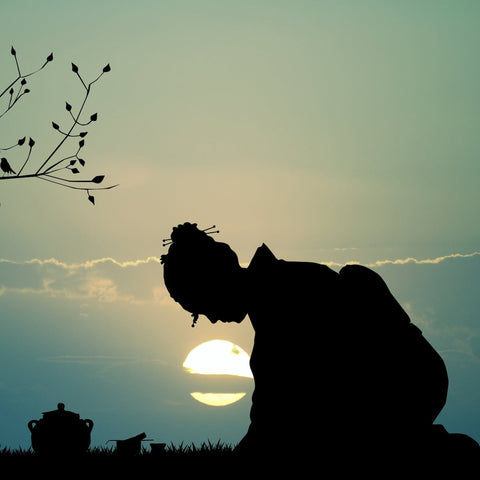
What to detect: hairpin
<box><xmin>202</xmin><ymin>225</ymin><xmax>220</xmax><ymax>234</ymax></box>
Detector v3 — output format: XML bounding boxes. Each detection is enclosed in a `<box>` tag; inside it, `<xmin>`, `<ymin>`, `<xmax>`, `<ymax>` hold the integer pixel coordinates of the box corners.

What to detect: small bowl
<box><xmin>150</xmin><ymin>443</ymin><xmax>166</xmax><ymax>455</ymax></box>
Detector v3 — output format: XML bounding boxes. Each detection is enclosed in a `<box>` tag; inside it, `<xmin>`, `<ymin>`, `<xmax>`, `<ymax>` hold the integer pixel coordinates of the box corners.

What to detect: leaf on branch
<box><xmin>28</xmin><ymin>137</ymin><xmax>35</xmax><ymax>147</ymax></box>
<box><xmin>79</xmin><ymin>139</ymin><xmax>85</xmax><ymax>148</ymax></box>
<box><xmin>88</xmin><ymin>195</ymin><xmax>95</xmax><ymax>205</ymax></box>
<box><xmin>70</xmin><ymin>159</ymin><xmax>76</xmax><ymax>166</ymax></box>
<box><xmin>65</xmin><ymin>102</ymin><xmax>72</xmax><ymax>111</ymax></box>
<box><xmin>91</xmin><ymin>175</ymin><xmax>104</xmax><ymax>184</ymax></box>
<box><xmin>21</xmin><ymin>78</ymin><xmax>27</xmax><ymax>85</ymax></box>
<box><xmin>90</xmin><ymin>113</ymin><xmax>97</xmax><ymax>121</ymax></box>
<box><xmin>103</xmin><ymin>64</ymin><xmax>111</xmax><ymax>73</ymax></box>
<box><xmin>46</xmin><ymin>52</ymin><xmax>54</xmax><ymax>62</ymax></box>
<box><xmin>18</xmin><ymin>137</ymin><xmax>26</xmax><ymax>146</ymax></box>
<box><xmin>79</xmin><ymin>131</ymin><xmax>88</xmax><ymax>138</ymax></box>
<box><xmin>78</xmin><ymin>158</ymin><xmax>85</xmax><ymax>166</ymax></box>
<box><xmin>24</xmin><ymin>89</ymin><xmax>30</xmax><ymax>94</ymax></box>
<box><xmin>71</xmin><ymin>63</ymin><xmax>79</xmax><ymax>73</ymax></box>
<box><xmin>71</xmin><ymin>168</ymin><xmax>80</xmax><ymax>174</ymax></box>
<box><xmin>10</xmin><ymin>46</ymin><xmax>16</xmax><ymax>56</ymax></box>
<box><xmin>52</xmin><ymin>122</ymin><xmax>60</xmax><ymax>130</ymax></box>
<box><xmin>9</xmin><ymin>88</ymin><xmax>13</xmax><ymax>95</ymax></box>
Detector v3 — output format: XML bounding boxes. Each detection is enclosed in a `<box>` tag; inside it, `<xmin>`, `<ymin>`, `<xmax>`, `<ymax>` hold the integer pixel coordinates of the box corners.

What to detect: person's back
<box><xmin>338</xmin><ymin>264</ymin><xmax>448</xmax><ymax>438</ymax></box>
<box><xmin>238</xmin><ymin>246</ymin><xmax>449</xmax><ymax>461</ymax></box>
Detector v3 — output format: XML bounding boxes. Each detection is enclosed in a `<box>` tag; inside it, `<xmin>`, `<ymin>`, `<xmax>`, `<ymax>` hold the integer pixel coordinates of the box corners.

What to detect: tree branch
<box><xmin>0</xmin><ymin>47</ymin><xmax>117</xmax><ymax>205</ymax></box>
<box><xmin>0</xmin><ymin>46</ymin><xmax>52</xmax><ymax>118</ymax></box>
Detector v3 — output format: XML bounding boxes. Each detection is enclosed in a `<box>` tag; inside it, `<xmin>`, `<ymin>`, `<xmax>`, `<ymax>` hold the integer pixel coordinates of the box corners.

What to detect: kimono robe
<box><xmin>236</xmin><ymin>244</ymin><xmax>448</xmax><ymax>461</ymax></box>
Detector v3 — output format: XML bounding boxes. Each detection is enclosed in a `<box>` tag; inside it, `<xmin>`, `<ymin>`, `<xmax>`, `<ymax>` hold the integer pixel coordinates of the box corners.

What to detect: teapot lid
<box><xmin>42</xmin><ymin>403</ymin><xmax>80</xmax><ymax>420</ymax></box>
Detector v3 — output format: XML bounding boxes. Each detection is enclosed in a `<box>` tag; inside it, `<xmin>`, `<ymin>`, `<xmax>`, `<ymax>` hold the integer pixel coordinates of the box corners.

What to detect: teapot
<box><xmin>28</xmin><ymin>403</ymin><xmax>94</xmax><ymax>455</ymax></box>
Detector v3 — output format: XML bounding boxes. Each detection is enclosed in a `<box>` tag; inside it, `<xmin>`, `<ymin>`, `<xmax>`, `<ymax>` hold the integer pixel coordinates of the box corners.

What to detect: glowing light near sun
<box><xmin>183</xmin><ymin>339</ymin><xmax>253</xmax><ymax>407</ymax></box>
<box><xmin>183</xmin><ymin>340</ymin><xmax>253</xmax><ymax>378</ymax></box>
<box><xmin>190</xmin><ymin>392</ymin><xmax>247</xmax><ymax>407</ymax></box>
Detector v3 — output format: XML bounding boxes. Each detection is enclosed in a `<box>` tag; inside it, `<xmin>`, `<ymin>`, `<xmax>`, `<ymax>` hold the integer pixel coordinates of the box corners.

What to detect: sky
<box><xmin>0</xmin><ymin>0</ymin><xmax>479</xmax><ymax>449</ymax></box>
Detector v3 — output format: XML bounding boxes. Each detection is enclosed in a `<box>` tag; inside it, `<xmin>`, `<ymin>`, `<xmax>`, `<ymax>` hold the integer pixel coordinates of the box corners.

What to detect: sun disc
<box><xmin>190</xmin><ymin>392</ymin><xmax>246</xmax><ymax>407</ymax></box>
<box><xmin>183</xmin><ymin>339</ymin><xmax>253</xmax><ymax>378</ymax></box>
<box><xmin>184</xmin><ymin>340</ymin><xmax>253</xmax><ymax>407</ymax></box>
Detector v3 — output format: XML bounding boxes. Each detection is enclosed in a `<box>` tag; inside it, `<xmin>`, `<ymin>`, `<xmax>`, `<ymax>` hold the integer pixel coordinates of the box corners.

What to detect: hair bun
<box><xmin>163</xmin><ymin>222</ymin><xmax>219</xmax><ymax>247</ymax></box>
<box><xmin>172</xmin><ymin>222</ymin><xmax>202</xmax><ymax>244</ymax></box>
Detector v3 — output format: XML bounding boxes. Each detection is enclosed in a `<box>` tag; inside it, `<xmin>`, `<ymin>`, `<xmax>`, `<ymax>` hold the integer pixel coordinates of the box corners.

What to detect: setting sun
<box><xmin>183</xmin><ymin>340</ymin><xmax>253</xmax><ymax>378</ymax></box>
<box><xmin>190</xmin><ymin>392</ymin><xmax>247</xmax><ymax>407</ymax></box>
<box><xmin>183</xmin><ymin>340</ymin><xmax>253</xmax><ymax>407</ymax></box>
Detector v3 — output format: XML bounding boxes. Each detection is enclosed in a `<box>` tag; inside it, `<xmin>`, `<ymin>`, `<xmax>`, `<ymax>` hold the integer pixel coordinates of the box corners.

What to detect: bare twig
<box><xmin>0</xmin><ymin>46</ymin><xmax>117</xmax><ymax>205</ymax></box>
<box><xmin>0</xmin><ymin>46</ymin><xmax>52</xmax><ymax>119</ymax></box>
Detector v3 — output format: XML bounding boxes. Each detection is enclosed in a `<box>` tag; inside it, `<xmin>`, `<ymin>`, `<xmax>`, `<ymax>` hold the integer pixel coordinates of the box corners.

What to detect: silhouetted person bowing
<box><xmin>162</xmin><ymin>223</ymin><xmax>477</xmax><ymax>468</ymax></box>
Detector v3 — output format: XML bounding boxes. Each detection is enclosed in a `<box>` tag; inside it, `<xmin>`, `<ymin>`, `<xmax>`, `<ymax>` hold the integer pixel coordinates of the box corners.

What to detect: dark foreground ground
<box><xmin>1</xmin><ymin>437</ymin><xmax>479</xmax><ymax>478</ymax></box>
<box><xmin>2</xmin><ymin>442</ymin><xmax>310</xmax><ymax>479</ymax></box>
<box><xmin>0</xmin><ymin>443</ymin><xmax>244</xmax><ymax>477</ymax></box>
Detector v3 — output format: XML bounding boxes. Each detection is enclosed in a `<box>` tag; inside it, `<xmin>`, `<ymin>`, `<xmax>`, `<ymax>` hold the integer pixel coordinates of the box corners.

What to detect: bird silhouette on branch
<box><xmin>0</xmin><ymin>46</ymin><xmax>118</xmax><ymax>205</ymax></box>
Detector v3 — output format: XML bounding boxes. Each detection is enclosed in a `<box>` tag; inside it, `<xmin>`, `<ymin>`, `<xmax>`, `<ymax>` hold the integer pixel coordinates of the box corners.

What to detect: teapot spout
<box><xmin>27</xmin><ymin>420</ymin><xmax>38</xmax><ymax>433</ymax></box>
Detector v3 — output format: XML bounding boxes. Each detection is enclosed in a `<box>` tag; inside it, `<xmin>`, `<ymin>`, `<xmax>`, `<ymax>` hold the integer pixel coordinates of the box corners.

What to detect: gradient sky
<box><xmin>1</xmin><ymin>1</ymin><xmax>479</xmax><ymax>449</ymax></box>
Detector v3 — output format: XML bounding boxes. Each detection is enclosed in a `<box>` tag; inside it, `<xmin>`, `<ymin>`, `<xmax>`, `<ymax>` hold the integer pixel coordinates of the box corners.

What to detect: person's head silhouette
<box><xmin>162</xmin><ymin>223</ymin><xmax>248</xmax><ymax>326</ymax></box>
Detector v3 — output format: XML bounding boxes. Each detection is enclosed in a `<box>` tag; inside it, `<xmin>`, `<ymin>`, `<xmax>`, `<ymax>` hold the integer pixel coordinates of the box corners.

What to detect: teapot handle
<box><xmin>27</xmin><ymin>420</ymin><xmax>38</xmax><ymax>432</ymax></box>
<box><xmin>84</xmin><ymin>419</ymin><xmax>94</xmax><ymax>432</ymax></box>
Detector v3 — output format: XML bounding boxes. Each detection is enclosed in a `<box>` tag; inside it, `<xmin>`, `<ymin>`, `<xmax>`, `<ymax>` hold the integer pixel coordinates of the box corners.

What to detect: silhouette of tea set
<box><xmin>106</xmin><ymin>432</ymin><xmax>162</xmax><ymax>456</ymax></box>
<box><xmin>28</xmin><ymin>403</ymin><xmax>93</xmax><ymax>455</ymax></box>
<box><xmin>28</xmin><ymin>403</ymin><xmax>165</xmax><ymax>456</ymax></box>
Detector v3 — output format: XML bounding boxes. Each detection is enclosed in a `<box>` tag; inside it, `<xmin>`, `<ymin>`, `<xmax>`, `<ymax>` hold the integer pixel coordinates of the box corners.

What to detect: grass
<box><xmin>0</xmin><ymin>441</ymin><xmax>243</xmax><ymax>476</ymax></box>
<box><xmin>0</xmin><ymin>439</ymin><xmax>234</xmax><ymax>456</ymax></box>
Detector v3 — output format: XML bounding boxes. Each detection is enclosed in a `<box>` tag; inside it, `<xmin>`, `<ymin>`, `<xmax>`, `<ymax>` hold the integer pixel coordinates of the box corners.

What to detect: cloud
<box><xmin>322</xmin><ymin>251</ymin><xmax>480</xmax><ymax>269</ymax></box>
<box><xmin>2</xmin><ymin>250</ymin><xmax>479</xmax><ymax>273</ymax></box>
<box><xmin>0</xmin><ymin>256</ymin><xmax>162</xmax><ymax>271</ymax></box>
<box><xmin>0</xmin><ymin>256</ymin><xmax>171</xmax><ymax>306</ymax></box>
<box><xmin>0</xmin><ymin>272</ymin><xmax>133</xmax><ymax>303</ymax></box>
<box><xmin>368</xmin><ymin>251</ymin><xmax>480</xmax><ymax>267</ymax></box>
<box><xmin>1</xmin><ymin>251</ymin><xmax>479</xmax><ymax>306</ymax></box>
<box><xmin>79</xmin><ymin>275</ymin><xmax>126</xmax><ymax>303</ymax></box>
